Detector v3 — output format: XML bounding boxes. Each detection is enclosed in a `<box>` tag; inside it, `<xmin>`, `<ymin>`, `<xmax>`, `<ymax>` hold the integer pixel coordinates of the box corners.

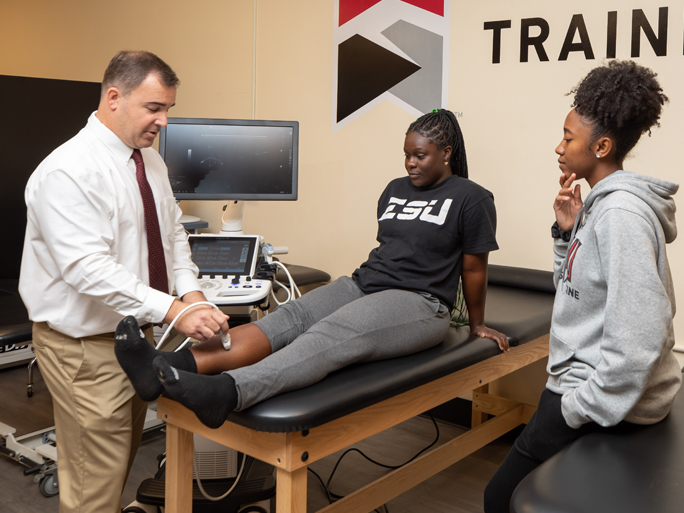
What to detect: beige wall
<box><xmin>452</xmin><ymin>1</ymin><xmax>684</xmax><ymax>372</ymax></box>
<box><xmin>0</xmin><ymin>1</ymin><xmax>256</xmax><ymax>116</ymax></box>
<box><xmin>2</xmin><ymin>0</ymin><xmax>683</xmax><ymax>389</ymax></box>
<box><xmin>184</xmin><ymin>1</ymin><xmax>414</xmax><ymax>282</ymax></box>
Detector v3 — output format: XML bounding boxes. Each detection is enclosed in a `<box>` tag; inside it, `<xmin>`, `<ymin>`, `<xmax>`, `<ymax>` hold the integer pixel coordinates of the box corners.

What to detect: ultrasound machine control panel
<box><xmin>188</xmin><ymin>234</ymin><xmax>273</xmax><ymax>305</ymax></box>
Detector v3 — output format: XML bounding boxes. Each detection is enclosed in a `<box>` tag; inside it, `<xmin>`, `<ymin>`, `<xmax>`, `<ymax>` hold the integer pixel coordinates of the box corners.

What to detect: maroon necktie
<box><xmin>132</xmin><ymin>149</ymin><xmax>169</xmax><ymax>294</ymax></box>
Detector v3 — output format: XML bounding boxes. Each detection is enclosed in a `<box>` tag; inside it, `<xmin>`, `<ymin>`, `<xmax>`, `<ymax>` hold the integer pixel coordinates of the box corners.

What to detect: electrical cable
<box><xmin>174</xmin><ymin>337</ymin><xmax>194</xmax><ymax>353</ymax></box>
<box><xmin>156</xmin><ymin>449</ymin><xmax>247</xmax><ymax>503</ymax></box>
<box><xmin>277</xmin><ymin>262</ymin><xmax>301</xmax><ymax>297</ymax></box>
<box><xmin>308</xmin><ymin>467</ymin><xmax>388</xmax><ymax>512</ymax></box>
<box><xmin>155</xmin><ymin>300</ymin><xmax>227</xmax><ymax>350</ymax></box>
<box><xmin>308</xmin><ymin>412</ymin><xmax>440</xmax><ymax>511</ymax></box>
<box><xmin>193</xmin><ymin>447</ymin><xmax>247</xmax><ymax>502</ymax></box>
<box><xmin>307</xmin><ymin>469</ymin><xmax>392</xmax><ymax>510</ymax></box>
<box><xmin>269</xmin><ymin>261</ymin><xmax>301</xmax><ymax>306</ymax></box>
<box><xmin>328</xmin><ymin>412</ymin><xmax>439</xmax><ymax>481</ymax></box>
<box><xmin>271</xmin><ymin>280</ymin><xmax>291</xmax><ymax>304</ymax></box>
<box><xmin>307</xmin><ymin>466</ymin><xmax>335</xmax><ymax>504</ymax></box>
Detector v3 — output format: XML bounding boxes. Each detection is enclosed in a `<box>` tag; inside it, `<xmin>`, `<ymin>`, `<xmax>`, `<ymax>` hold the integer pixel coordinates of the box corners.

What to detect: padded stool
<box><xmin>511</xmin><ymin>371</ymin><xmax>684</xmax><ymax>513</ymax></box>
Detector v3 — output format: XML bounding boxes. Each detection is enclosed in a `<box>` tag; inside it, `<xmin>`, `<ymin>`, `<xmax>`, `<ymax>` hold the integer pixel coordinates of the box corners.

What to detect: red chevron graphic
<box><xmin>339</xmin><ymin>0</ymin><xmax>383</xmax><ymax>26</ymax></box>
<box><xmin>401</xmin><ymin>0</ymin><xmax>444</xmax><ymax>16</ymax></box>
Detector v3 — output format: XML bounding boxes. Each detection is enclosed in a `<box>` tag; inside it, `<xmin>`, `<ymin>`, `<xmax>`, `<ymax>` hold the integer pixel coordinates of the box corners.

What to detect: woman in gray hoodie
<box><xmin>484</xmin><ymin>60</ymin><xmax>682</xmax><ymax>512</ymax></box>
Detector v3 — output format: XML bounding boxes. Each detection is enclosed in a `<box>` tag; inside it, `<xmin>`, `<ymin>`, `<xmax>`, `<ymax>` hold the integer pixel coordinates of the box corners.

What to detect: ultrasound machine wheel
<box><xmin>39</xmin><ymin>473</ymin><xmax>59</xmax><ymax>497</ymax></box>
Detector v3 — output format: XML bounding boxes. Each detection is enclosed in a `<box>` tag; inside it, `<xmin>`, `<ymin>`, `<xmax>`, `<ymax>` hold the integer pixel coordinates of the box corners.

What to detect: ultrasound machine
<box><xmin>189</xmin><ymin>234</ymin><xmax>272</xmax><ymax>305</ymax></box>
<box><xmin>159</xmin><ymin>117</ymin><xmax>300</xmax><ymax>309</ymax></box>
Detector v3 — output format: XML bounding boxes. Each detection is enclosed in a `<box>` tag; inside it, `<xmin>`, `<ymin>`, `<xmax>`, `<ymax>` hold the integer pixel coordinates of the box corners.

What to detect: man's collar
<box><xmin>88</xmin><ymin>112</ymin><xmax>136</xmax><ymax>164</ymax></box>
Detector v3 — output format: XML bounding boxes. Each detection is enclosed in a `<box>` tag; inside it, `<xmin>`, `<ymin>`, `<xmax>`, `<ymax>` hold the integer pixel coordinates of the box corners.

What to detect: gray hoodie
<box><xmin>548</xmin><ymin>171</ymin><xmax>682</xmax><ymax>429</ymax></box>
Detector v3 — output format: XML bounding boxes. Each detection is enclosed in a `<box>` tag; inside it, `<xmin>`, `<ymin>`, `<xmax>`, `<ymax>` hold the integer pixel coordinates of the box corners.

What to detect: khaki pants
<box><xmin>32</xmin><ymin>322</ymin><xmax>151</xmax><ymax>513</ymax></box>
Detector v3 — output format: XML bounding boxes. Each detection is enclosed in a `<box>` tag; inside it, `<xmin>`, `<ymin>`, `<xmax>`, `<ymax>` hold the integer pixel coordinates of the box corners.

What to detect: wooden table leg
<box><xmin>165</xmin><ymin>423</ymin><xmax>193</xmax><ymax>513</ymax></box>
<box><xmin>472</xmin><ymin>383</ymin><xmax>489</xmax><ymax>428</ymax></box>
<box><xmin>276</xmin><ymin>466</ymin><xmax>308</xmax><ymax>513</ymax></box>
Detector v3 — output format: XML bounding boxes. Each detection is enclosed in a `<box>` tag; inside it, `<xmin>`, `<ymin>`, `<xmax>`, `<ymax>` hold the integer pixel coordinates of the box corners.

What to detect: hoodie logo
<box><xmin>563</xmin><ymin>238</ymin><xmax>581</xmax><ymax>284</ymax></box>
<box><xmin>562</xmin><ymin>237</ymin><xmax>582</xmax><ymax>300</ymax></box>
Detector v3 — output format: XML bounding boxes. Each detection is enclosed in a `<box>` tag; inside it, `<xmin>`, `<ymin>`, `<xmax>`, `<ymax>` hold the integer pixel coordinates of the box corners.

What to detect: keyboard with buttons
<box><xmin>188</xmin><ymin>234</ymin><xmax>274</xmax><ymax>306</ymax></box>
<box><xmin>198</xmin><ymin>274</ymin><xmax>272</xmax><ymax>304</ymax></box>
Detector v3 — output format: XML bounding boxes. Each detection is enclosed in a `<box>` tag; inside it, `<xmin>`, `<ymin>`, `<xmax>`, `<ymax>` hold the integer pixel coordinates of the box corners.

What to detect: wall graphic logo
<box><xmin>333</xmin><ymin>0</ymin><xmax>450</xmax><ymax>131</ymax></box>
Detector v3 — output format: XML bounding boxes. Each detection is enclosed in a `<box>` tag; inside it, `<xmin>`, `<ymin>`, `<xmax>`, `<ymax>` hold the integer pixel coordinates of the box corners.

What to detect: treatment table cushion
<box><xmin>228</xmin><ymin>265</ymin><xmax>555</xmax><ymax>433</ymax></box>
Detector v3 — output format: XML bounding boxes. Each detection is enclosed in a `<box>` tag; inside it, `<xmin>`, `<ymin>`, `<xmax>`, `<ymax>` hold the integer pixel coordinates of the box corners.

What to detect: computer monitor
<box><xmin>159</xmin><ymin>118</ymin><xmax>299</xmax><ymax>201</ymax></box>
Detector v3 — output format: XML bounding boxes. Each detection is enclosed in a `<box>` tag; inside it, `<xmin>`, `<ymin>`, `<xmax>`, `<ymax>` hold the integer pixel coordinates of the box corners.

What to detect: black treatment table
<box><xmin>511</xmin><ymin>370</ymin><xmax>684</xmax><ymax>513</ymax></box>
<box><xmin>0</xmin><ymin>279</ymin><xmax>33</xmax><ymax>356</ymax></box>
<box><xmin>157</xmin><ymin>265</ymin><xmax>556</xmax><ymax>513</ymax></box>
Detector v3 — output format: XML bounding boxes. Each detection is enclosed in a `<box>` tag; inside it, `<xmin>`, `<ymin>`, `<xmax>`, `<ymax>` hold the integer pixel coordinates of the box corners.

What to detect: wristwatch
<box><xmin>551</xmin><ymin>221</ymin><xmax>572</xmax><ymax>242</ymax></box>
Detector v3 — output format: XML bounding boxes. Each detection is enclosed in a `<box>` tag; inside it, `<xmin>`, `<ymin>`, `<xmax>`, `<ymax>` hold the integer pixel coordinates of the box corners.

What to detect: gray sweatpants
<box><xmin>227</xmin><ymin>276</ymin><xmax>450</xmax><ymax>410</ymax></box>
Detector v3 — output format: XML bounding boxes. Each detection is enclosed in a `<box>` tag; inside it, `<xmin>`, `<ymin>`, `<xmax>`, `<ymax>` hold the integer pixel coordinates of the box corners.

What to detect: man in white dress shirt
<box><xmin>19</xmin><ymin>51</ymin><xmax>229</xmax><ymax>513</ymax></box>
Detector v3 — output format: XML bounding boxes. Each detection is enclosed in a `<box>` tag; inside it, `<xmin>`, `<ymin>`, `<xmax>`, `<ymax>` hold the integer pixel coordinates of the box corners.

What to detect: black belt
<box><xmin>96</xmin><ymin>323</ymin><xmax>153</xmax><ymax>338</ymax></box>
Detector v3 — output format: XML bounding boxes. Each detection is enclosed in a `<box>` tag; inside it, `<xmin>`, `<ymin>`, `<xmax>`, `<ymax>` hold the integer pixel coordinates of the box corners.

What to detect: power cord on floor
<box><xmin>307</xmin><ymin>412</ymin><xmax>441</xmax><ymax>513</ymax></box>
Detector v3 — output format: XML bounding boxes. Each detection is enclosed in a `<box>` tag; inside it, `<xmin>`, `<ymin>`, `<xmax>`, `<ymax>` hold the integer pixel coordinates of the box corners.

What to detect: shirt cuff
<box><xmin>174</xmin><ymin>269</ymin><xmax>201</xmax><ymax>299</ymax></box>
<box><xmin>138</xmin><ymin>287</ymin><xmax>175</xmax><ymax>324</ymax></box>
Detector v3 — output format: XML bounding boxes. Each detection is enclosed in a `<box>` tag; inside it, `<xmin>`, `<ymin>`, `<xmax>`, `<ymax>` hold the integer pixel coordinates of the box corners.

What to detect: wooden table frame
<box><xmin>158</xmin><ymin>333</ymin><xmax>549</xmax><ymax>513</ymax></box>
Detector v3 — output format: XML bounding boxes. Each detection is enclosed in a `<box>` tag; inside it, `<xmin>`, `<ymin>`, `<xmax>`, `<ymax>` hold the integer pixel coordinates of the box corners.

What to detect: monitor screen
<box><xmin>188</xmin><ymin>235</ymin><xmax>259</xmax><ymax>276</ymax></box>
<box><xmin>159</xmin><ymin>118</ymin><xmax>298</xmax><ymax>201</ymax></box>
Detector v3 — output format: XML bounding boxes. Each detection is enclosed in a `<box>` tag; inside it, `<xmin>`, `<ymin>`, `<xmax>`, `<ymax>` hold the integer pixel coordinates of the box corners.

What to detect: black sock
<box><xmin>153</xmin><ymin>356</ymin><xmax>238</xmax><ymax>429</ymax></box>
<box><xmin>114</xmin><ymin>316</ymin><xmax>197</xmax><ymax>401</ymax></box>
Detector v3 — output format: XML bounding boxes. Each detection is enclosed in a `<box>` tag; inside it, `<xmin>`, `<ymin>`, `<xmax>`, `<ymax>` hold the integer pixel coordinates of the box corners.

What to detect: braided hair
<box><xmin>570</xmin><ymin>60</ymin><xmax>668</xmax><ymax>162</ymax></box>
<box><xmin>406</xmin><ymin>109</ymin><xmax>468</xmax><ymax>179</ymax></box>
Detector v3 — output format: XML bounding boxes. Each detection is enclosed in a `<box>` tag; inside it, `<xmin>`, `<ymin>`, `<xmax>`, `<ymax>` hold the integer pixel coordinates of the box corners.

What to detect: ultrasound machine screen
<box><xmin>189</xmin><ymin>236</ymin><xmax>258</xmax><ymax>276</ymax></box>
<box><xmin>159</xmin><ymin>118</ymin><xmax>299</xmax><ymax>201</ymax></box>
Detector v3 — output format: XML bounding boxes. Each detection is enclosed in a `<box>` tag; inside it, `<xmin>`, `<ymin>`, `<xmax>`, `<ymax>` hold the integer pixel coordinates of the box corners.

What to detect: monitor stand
<box><xmin>220</xmin><ymin>200</ymin><xmax>244</xmax><ymax>236</ymax></box>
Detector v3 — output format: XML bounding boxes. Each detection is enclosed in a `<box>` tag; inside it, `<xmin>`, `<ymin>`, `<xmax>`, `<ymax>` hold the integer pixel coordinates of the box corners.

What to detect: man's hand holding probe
<box><xmin>164</xmin><ymin>290</ymin><xmax>229</xmax><ymax>342</ymax></box>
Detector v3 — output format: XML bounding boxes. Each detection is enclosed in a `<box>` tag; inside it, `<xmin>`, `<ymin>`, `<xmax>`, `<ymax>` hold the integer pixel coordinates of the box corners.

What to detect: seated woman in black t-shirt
<box><xmin>116</xmin><ymin>109</ymin><xmax>508</xmax><ymax>428</ymax></box>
